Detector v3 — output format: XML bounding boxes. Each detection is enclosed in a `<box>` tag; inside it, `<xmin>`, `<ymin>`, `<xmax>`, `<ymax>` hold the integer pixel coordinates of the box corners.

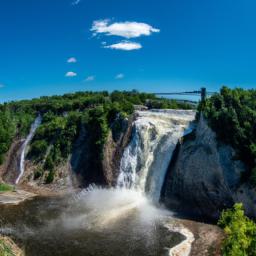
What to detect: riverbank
<box><xmin>166</xmin><ymin>222</ymin><xmax>194</xmax><ymax>256</ymax></box>
<box><xmin>165</xmin><ymin>217</ymin><xmax>224</xmax><ymax>256</ymax></box>
<box><xmin>0</xmin><ymin>190</ymin><xmax>35</xmax><ymax>205</ymax></box>
<box><xmin>179</xmin><ymin>219</ymin><xmax>224</xmax><ymax>256</ymax></box>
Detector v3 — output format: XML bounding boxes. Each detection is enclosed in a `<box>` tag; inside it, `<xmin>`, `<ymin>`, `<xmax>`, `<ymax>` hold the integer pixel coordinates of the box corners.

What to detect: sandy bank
<box><xmin>166</xmin><ymin>218</ymin><xmax>224</xmax><ymax>256</ymax></box>
<box><xmin>0</xmin><ymin>190</ymin><xmax>35</xmax><ymax>205</ymax></box>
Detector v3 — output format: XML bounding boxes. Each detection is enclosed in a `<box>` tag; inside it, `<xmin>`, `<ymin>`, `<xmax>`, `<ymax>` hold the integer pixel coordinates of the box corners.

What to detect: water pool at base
<box><xmin>0</xmin><ymin>192</ymin><xmax>184</xmax><ymax>256</ymax></box>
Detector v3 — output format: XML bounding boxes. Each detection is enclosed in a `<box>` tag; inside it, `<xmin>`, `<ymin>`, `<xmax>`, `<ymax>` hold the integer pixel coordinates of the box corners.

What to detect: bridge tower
<box><xmin>201</xmin><ymin>87</ymin><xmax>206</xmax><ymax>101</ymax></box>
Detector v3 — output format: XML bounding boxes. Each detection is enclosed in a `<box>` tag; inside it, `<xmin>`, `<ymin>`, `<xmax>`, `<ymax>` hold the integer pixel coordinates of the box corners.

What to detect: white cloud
<box><xmin>67</xmin><ymin>57</ymin><xmax>77</xmax><ymax>63</ymax></box>
<box><xmin>91</xmin><ymin>20</ymin><xmax>160</xmax><ymax>39</ymax></box>
<box><xmin>65</xmin><ymin>71</ymin><xmax>77</xmax><ymax>77</ymax></box>
<box><xmin>104</xmin><ymin>41</ymin><xmax>142</xmax><ymax>51</ymax></box>
<box><xmin>85</xmin><ymin>76</ymin><xmax>95</xmax><ymax>82</ymax></box>
<box><xmin>115</xmin><ymin>73</ymin><xmax>124</xmax><ymax>79</ymax></box>
<box><xmin>72</xmin><ymin>0</ymin><xmax>81</xmax><ymax>5</ymax></box>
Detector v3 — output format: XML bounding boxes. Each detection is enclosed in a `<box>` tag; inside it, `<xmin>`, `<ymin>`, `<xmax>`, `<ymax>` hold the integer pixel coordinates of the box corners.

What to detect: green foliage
<box><xmin>0</xmin><ymin>183</ymin><xmax>13</xmax><ymax>192</ymax></box>
<box><xmin>0</xmin><ymin>110</ymin><xmax>16</xmax><ymax>164</ymax></box>
<box><xmin>249</xmin><ymin>168</ymin><xmax>256</xmax><ymax>187</ymax></box>
<box><xmin>44</xmin><ymin>154</ymin><xmax>54</xmax><ymax>171</ymax></box>
<box><xmin>45</xmin><ymin>170</ymin><xmax>54</xmax><ymax>184</ymax></box>
<box><xmin>87</xmin><ymin>106</ymin><xmax>109</xmax><ymax>159</ymax></box>
<box><xmin>29</xmin><ymin>140</ymin><xmax>48</xmax><ymax>160</ymax></box>
<box><xmin>201</xmin><ymin>87</ymin><xmax>256</xmax><ymax>182</ymax></box>
<box><xmin>34</xmin><ymin>168</ymin><xmax>43</xmax><ymax>180</ymax></box>
<box><xmin>0</xmin><ymin>239</ymin><xmax>15</xmax><ymax>256</ymax></box>
<box><xmin>218</xmin><ymin>203</ymin><xmax>256</xmax><ymax>256</ymax></box>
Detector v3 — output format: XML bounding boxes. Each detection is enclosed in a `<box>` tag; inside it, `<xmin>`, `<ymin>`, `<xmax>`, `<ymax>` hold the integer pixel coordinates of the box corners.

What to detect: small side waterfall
<box><xmin>15</xmin><ymin>115</ymin><xmax>42</xmax><ymax>184</ymax></box>
<box><xmin>117</xmin><ymin>109</ymin><xmax>195</xmax><ymax>202</ymax></box>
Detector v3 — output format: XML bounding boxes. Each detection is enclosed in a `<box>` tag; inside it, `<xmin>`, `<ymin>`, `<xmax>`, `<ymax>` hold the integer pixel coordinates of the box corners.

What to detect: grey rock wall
<box><xmin>163</xmin><ymin>114</ymin><xmax>255</xmax><ymax>220</ymax></box>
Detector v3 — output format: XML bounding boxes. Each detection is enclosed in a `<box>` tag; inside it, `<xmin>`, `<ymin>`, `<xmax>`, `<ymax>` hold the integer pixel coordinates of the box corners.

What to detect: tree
<box><xmin>201</xmin><ymin>87</ymin><xmax>256</xmax><ymax>184</ymax></box>
<box><xmin>218</xmin><ymin>203</ymin><xmax>256</xmax><ymax>256</ymax></box>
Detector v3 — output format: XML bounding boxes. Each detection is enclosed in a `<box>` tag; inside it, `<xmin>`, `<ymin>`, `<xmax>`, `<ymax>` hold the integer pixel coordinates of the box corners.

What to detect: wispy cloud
<box><xmin>104</xmin><ymin>41</ymin><xmax>142</xmax><ymax>51</ymax></box>
<box><xmin>65</xmin><ymin>71</ymin><xmax>77</xmax><ymax>77</ymax></box>
<box><xmin>91</xmin><ymin>20</ymin><xmax>160</xmax><ymax>38</ymax></box>
<box><xmin>85</xmin><ymin>76</ymin><xmax>95</xmax><ymax>82</ymax></box>
<box><xmin>71</xmin><ymin>0</ymin><xmax>81</xmax><ymax>5</ymax></box>
<box><xmin>67</xmin><ymin>57</ymin><xmax>77</xmax><ymax>63</ymax></box>
<box><xmin>115</xmin><ymin>73</ymin><xmax>124</xmax><ymax>79</ymax></box>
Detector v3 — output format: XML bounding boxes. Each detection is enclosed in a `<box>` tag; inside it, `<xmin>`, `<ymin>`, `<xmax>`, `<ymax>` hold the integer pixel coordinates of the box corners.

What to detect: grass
<box><xmin>0</xmin><ymin>183</ymin><xmax>13</xmax><ymax>193</ymax></box>
<box><xmin>0</xmin><ymin>239</ymin><xmax>15</xmax><ymax>256</ymax></box>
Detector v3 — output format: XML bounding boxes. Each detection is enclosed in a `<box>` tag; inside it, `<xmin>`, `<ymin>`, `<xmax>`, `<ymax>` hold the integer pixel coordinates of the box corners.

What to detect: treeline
<box><xmin>200</xmin><ymin>87</ymin><xmax>256</xmax><ymax>185</ymax></box>
<box><xmin>0</xmin><ymin>90</ymin><xmax>193</xmax><ymax>182</ymax></box>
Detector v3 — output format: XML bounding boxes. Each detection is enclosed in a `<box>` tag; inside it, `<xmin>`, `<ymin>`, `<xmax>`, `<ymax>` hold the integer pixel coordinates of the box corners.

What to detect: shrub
<box><xmin>29</xmin><ymin>140</ymin><xmax>48</xmax><ymax>160</ymax></box>
<box><xmin>34</xmin><ymin>168</ymin><xmax>43</xmax><ymax>180</ymax></box>
<box><xmin>250</xmin><ymin>167</ymin><xmax>256</xmax><ymax>186</ymax></box>
<box><xmin>0</xmin><ymin>239</ymin><xmax>15</xmax><ymax>256</ymax></box>
<box><xmin>0</xmin><ymin>183</ymin><xmax>13</xmax><ymax>192</ymax></box>
<box><xmin>45</xmin><ymin>170</ymin><xmax>54</xmax><ymax>184</ymax></box>
<box><xmin>218</xmin><ymin>203</ymin><xmax>256</xmax><ymax>256</ymax></box>
<box><xmin>44</xmin><ymin>154</ymin><xmax>54</xmax><ymax>171</ymax></box>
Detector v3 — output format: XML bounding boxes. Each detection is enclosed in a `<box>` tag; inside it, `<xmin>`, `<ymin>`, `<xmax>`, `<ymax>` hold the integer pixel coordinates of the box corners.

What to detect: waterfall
<box><xmin>117</xmin><ymin>109</ymin><xmax>195</xmax><ymax>202</ymax></box>
<box><xmin>15</xmin><ymin>115</ymin><xmax>42</xmax><ymax>184</ymax></box>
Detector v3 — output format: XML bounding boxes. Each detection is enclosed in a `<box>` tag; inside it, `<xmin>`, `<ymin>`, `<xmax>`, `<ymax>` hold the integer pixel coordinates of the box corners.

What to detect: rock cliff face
<box><xmin>70</xmin><ymin>126</ymin><xmax>105</xmax><ymax>187</ymax></box>
<box><xmin>70</xmin><ymin>115</ymin><xmax>133</xmax><ymax>187</ymax></box>
<box><xmin>0</xmin><ymin>140</ymin><xmax>24</xmax><ymax>184</ymax></box>
<box><xmin>102</xmin><ymin>116</ymin><xmax>134</xmax><ymax>186</ymax></box>
<box><xmin>162</xmin><ymin>114</ymin><xmax>256</xmax><ymax>220</ymax></box>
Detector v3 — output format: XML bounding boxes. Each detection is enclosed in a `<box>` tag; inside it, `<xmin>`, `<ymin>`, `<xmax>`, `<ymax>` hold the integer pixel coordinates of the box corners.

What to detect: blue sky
<box><xmin>0</xmin><ymin>0</ymin><xmax>255</xmax><ymax>101</ymax></box>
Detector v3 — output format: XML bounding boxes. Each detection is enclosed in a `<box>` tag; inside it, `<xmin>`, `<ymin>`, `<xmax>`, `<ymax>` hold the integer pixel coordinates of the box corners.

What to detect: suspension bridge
<box><xmin>154</xmin><ymin>87</ymin><xmax>217</xmax><ymax>101</ymax></box>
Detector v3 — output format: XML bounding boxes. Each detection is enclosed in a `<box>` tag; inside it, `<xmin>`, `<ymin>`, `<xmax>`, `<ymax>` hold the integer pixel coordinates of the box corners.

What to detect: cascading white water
<box><xmin>65</xmin><ymin>109</ymin><xmax>196</xmax><ymax>254</ymax></box>
<box><xmin>15</xmin><ymin>115</ymin><xmax>42</xmax><ymax>184</ymax></box>
<box><xmin>117</xmin><ymin>109</ymin><xmax>196</xmax><ymax>202</ymax></box>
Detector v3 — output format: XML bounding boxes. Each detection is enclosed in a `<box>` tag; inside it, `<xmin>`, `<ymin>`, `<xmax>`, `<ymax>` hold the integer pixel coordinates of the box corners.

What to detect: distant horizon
<box><xmin>1</xmin><ymin>85</ymin><xmax>255</xmax><ymax>104</ymax></box>
<box><xmin>1</xmin><ymin>0</ymin><xmax>256</xmax><ymax>102</ymax></box>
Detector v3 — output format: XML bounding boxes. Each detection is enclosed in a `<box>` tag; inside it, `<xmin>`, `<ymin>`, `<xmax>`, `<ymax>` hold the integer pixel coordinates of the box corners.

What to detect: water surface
<box><xmin>0</xmin><ymin>192</ymin><xmax>183</xmax><ymax>256</ymax></box>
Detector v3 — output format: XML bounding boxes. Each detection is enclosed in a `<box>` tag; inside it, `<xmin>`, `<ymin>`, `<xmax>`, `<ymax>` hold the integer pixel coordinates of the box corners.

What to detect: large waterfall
<box><xmin>15</xmin><ymin>115</ymin><xmax>42</xmax><ymax>184</ymax></box>
<box><xmin>1</xmin><ymin>109</ymin><xmax>197</xmax><ymax>256</ymax></box>
<box><xmin>117</xmin><ymin>109</ymin><xmax>195</xmax><ymax>202</ymax></box>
